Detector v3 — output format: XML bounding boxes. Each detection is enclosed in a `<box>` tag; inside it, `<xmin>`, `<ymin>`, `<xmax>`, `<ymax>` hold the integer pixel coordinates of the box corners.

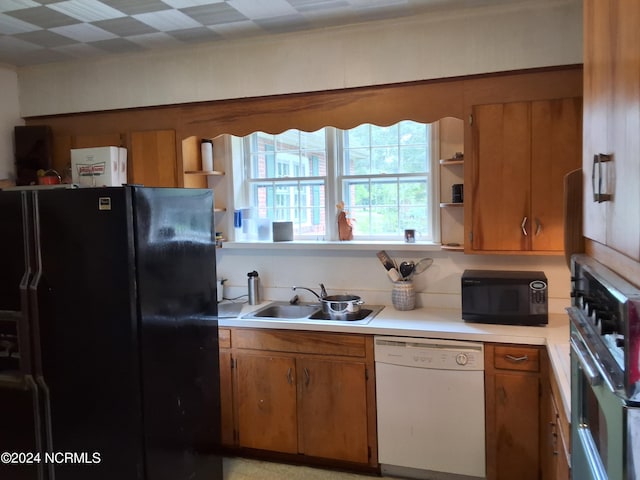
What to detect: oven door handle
<box><xmin>570</xmin><ymin>336</ymin><xmax>602</xmax><ymax>387</ymax></box>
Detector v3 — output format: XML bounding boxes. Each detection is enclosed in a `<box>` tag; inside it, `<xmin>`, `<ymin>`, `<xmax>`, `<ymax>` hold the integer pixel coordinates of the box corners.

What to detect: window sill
<box><xmin>220</xmin><ymin>240</ymin><xmax>445</xmax><ymax>252</ymax></box>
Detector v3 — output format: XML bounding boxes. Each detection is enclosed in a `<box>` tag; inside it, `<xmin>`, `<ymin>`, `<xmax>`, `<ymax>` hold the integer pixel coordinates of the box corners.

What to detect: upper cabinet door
<box><xmin>130</xmin><ymin>130</ymin><xmax>178</xmax><ymax>187</ymax></box>
<box><xmin>583</xmin><ymin>0</ymin><xmax>640</xmax><ymax>261</ymax></box>
<box><xmin>531</xmin><ymin>98</ymin><xmax>583</xmax><ymax>252</ymax></box>
<box><xmin>470</xmin><ymin>102</ymin><xmax>531</xmax><ymax>252</ymax></box>
<box><xmin>469</xmin><ymin>99</ymin><xmax>581</xmax><ymax>254</ymax></box>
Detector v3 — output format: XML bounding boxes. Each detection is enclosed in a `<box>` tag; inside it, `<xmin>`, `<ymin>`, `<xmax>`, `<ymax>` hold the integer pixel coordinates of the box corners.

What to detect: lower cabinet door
<box><xmin>298</xmin><ymin>358</ymin><xmax>369</xmax><ymax>464</ymax></box>
<box><xmin>235</xmin><ymin>353</ymin><xmax>297</xmax><ymax>453</ymax></box>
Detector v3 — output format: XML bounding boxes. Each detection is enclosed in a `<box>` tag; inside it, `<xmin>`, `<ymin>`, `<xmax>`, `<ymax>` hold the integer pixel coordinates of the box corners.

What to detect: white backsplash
<box><xmin>216</xmin><ymin>247</ymin><xmax>571</xmax><ymax>314</ymax></box>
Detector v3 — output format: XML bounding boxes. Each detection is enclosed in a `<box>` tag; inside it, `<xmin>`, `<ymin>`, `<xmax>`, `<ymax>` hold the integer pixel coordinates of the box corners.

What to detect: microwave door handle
<box><xmin>570</xmin><ymin>336</ymin><xmax>602</xmax><ymax>387</ymax></box>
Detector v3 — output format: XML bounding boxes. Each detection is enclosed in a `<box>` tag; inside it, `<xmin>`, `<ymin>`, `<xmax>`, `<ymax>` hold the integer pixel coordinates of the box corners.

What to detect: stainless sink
<box><xmin>242</xmin><ymin>301</ymin><xmax>384</xmax><ymax>324</ymax></box>
<box><xmin>248</xmin><ymin>302</ymin><xmax>321</xmax><ymax>319</ymax></box>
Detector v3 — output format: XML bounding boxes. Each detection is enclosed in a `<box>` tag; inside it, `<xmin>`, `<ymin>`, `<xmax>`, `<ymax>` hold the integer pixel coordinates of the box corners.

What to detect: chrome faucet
<box><xmin>292</xmin><ymin>283</ymin><xmax>328</xmax><ymax>300</ymax></box>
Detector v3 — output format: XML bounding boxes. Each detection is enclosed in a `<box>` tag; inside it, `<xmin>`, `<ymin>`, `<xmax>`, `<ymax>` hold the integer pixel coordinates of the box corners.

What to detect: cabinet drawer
<box><xmin>493</xmin><ymin>345</ymin><xmax>540</xmax><ymax>372</ymax></box>
<box><xmin>219</xmin><ymin>328</ymin><xmax>231</xmax><ymax>349</ymax></box>
<box><xmin>232</xmin><ymin>329</ymin><xmax>367</xmax><ymax>357</ymax></box>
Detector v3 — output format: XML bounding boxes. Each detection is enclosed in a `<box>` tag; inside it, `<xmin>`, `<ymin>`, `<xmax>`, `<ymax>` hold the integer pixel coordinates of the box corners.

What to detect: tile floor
<box><xmin>223</xmin><ymin>457</ymin><xmax>402</xmax><ymax>480</ymax></box>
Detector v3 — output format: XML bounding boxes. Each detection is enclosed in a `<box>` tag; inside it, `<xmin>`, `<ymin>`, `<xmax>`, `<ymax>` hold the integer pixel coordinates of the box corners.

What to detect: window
<box><xmin>242</xmin><ymin>121</ymin><xmax>437</xmax><ymax>242</ymax></box>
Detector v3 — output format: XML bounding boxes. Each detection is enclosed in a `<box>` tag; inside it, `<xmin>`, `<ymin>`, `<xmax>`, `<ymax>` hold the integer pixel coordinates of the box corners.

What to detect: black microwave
<box><xmin>461</xmin><ymin>270</ymin><xmax>548</xmax><ymax>325</ymax></box>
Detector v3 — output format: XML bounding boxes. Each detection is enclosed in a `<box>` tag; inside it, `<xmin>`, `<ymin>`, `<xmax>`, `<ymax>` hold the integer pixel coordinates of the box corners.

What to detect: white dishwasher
<box><xmin>375</xmin><ymin>336</ymin><xmax>485</xmax><ymax>480</ymax></box>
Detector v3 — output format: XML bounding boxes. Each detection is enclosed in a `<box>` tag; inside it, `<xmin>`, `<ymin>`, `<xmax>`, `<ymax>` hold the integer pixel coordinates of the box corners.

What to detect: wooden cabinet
<box><xmin>485</xmin><ymin>344</ymin><xmax>542</xmax><ymax>480</ymax></box>
<box><xmin>130</xmin><ymin>129</ymin><xmax>178</xmax><ymax>187</ymax></box>
<box><xmin>468</xmin><ymin>98</ymin><xmax>582</xmax><ymax>254</ymax></box>
<box><xmin>297</xmin><ymin>357</ymin><xmax>369</xmax><ymax>463</ymax></box>
<box><xmin>541</xmin><ymin>351</ymin><xmax>570</xmax><ymax>480</ymax></box>
<box><xmin>218</xmin><ymin>328</ymin><xmax>234</xmax><ymax>447</ymax></box>
<box><xmin>219</xmin><ymin>328</ymin><xmax>377</xmax><ymax>468</ymax></box>
<box><xmin>236</xmin><ymin>353</ymin><xmax>298</xmax><ymax>453</ymax></box>
<box><xmin>583</xmin><ymin>0</ymin><xmax>640</xmax><ymax>261</ymax></box>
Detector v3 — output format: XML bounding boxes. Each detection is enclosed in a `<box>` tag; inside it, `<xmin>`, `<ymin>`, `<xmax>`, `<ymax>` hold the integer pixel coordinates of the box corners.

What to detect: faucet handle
<box><xmin>319</xmin><ymin>283</ymin><xmax>328</xmax><ymax>298</ymax></box>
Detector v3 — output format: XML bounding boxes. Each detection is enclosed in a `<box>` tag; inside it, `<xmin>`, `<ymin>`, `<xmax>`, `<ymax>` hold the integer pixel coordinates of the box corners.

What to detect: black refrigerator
<box><xmin>0</xmin><ymin>185</ymin><xmax>222</xmax><ymax>480</ymax></box>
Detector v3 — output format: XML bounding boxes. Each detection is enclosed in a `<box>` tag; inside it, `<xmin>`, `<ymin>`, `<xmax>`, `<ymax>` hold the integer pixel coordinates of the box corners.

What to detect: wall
<box><xmin>217</xmin><ymin>247</ymin><xmax>571</xmax><ymax>314</ymax></box>
<box><xmin>10</xmin><ymin>1</ymin><xmax>582</xmax><ymax>310</ymax></box>
<box><xmin>17</xmin><ymin>0</ymin><xmax>582</xmax><ymax>117</ymax></box>
<box><xmin>0</xmin><ymin>65</ymin><xmax>21</xmax><ymax>181</ymax></box>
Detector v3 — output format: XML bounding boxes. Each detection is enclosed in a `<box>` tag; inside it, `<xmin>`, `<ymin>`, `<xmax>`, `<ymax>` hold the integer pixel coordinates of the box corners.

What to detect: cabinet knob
<box><xmin>521</xmin><ymin>217</ymin><xmax>528</xmax><ymax>236</ymax></box>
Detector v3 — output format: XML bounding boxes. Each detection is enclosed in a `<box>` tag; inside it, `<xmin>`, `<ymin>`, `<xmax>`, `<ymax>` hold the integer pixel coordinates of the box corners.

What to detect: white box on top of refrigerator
<box><xmin>71</xmin><ymin>146</ymin><xmax>127</xmax><ymax>187</ymax></box>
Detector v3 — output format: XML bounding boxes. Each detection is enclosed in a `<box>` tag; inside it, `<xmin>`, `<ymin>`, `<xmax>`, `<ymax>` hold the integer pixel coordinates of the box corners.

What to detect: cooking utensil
<box><xmin>321</xmin><ymin>294</ymin><xmax>364</xmax><ymax>319</ymax></box>
<box><xmin>408</xmin><ymin>257</ymin><xmax>433</xmax><ymax>279</ymax></box>
<box><xmin>399</xmin><ymin>261</ymin><xmax>415</xmax><ymax>279</ymax></box>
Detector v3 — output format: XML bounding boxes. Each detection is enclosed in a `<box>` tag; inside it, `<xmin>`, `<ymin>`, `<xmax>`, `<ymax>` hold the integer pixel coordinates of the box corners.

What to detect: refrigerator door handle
<box><xmin>36</xmin><ymin>376</ymin><xmax>55</xmax><ymax>480</ymax></box>
<box><xmin>26</xmin><ymin>375</ymin><xmax>46</xmax><ymax>480</ymax></box>
<box><xmin>18</xmin><ymin>192</ymin><xmax>34</xmax><ymax>375</ymax></box>
<box><xmin>29</xmin><ymin>192</ymin><xmax>56</xmax><ymax>480</ymax></box>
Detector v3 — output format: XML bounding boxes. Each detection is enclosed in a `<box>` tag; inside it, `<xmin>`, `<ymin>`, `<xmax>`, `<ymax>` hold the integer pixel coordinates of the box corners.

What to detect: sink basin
<box><xmin>242</xmin><ymin>301</ymin><xmax>385</xmax><ymax>324</ymax></box>
<box><xmin>247</xmin><ymin>302</ymin><xmax>320</xmax><ymax>319</ymax></box>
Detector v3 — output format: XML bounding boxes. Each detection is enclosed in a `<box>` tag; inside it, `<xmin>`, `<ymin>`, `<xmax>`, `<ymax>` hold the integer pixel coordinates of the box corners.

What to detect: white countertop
<box><xmin>219</xmin><ymin>302</ymin><xmax>571</xmax><ymax>417</ymax></box>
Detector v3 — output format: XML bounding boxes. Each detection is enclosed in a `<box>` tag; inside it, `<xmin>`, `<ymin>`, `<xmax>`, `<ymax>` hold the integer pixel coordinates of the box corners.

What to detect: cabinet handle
<box><xmin>304</xmin><ymin>367</ymin><xmax>310</xmax><ymax>387</ymax></box>
<box><xmin>592</xmin><ymin>153</ymin><xmax>613</xmax><ymax>203</ymax></box>
<box><xmin>286</xmin><ymin>367</ymin><xmax>293</xmax><ymax>385</ymax></box>
<box><xmin>535</xmin><ymin>218</ymin><xmax>542</xmax><ymax>236</ymax></box>
<box><xmin>505</xmin><ymin>354</ymin><xmax>529</xmax><ymax>363</ymax></box>
<box><xmin>521</xmin><ymin>217</ymin><xmax>528</xmax><ymax>236</ymax></box>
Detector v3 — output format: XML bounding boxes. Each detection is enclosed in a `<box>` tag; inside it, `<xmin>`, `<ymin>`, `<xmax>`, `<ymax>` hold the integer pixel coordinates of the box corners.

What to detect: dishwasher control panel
<box><xmin>374</xmin><ymin>336</ymin><xmax>484</xmax><ymax>371</ymax></box>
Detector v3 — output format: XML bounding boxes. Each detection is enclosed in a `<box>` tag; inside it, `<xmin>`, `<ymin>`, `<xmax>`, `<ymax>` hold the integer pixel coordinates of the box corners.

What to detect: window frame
<box><xmin>239</xmin><ymin>122</ymin><xmax>440</xmax><ymax>243</ymax></box>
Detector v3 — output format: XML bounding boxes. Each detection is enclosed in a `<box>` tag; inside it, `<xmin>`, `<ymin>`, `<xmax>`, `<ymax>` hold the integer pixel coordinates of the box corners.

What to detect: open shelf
<box><xmin>439</xmin><ymin>158</ymin><xmax>464</xmax><ymax>166</ymax></box>
<box><xmin>184</xmin><ymin>170</ymin><xmax>225</xmax><ymax>176</ymax></box>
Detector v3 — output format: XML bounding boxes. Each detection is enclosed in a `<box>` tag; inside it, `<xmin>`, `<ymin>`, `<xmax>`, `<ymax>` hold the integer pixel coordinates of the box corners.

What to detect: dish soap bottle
<box><xmin>247</xmin><ymin>270</ymin><xmax>260</xmax><ymax>305</ymax></box>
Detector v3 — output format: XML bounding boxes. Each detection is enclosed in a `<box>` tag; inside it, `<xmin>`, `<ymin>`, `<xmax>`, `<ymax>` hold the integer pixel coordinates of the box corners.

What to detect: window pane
<box><xmin>343</xmin><ymin>176</ymin><xmax>431</xmax><ymax>236</ymax></box>
<box><xmin>371</xmin><ymin>124</ymin><xmax>398</xmax><ymax>147</ymax></box>
<box><xmin>249</xmin><ymin>130</ymin><xmax>326</xmax><ymax>179</ymax></box>
<box><xmin>345</xmin><ymin>124</ymin><xmax>369</xmax><ymax>148</ymax></box>
<box><xmin>343</xmin><ymin>122</ymin><xmax>430</xmax><ymax>176</ymax></box>
<box><xmin>344</xmin><ymin>148</ymin><xmax>370</xmax><ymax>174</ymax></box>
<box><xmin>250</xmin><ymin>180</ymin><xmax>325</xmax><ymax>237</ymax></box>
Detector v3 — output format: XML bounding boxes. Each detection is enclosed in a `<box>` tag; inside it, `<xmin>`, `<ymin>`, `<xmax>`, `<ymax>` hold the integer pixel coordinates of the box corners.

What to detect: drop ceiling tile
<box><xmin>169</xmin><ymin>26</ymin><xmax>223</xmax><ymax>43</ymax></box>
<box><xmin>133</xmin><ymin>9</ymin><xmax>202</xmax><ymax>31</ymax></box>
<box><xmin>163</xmin><ymin>0</ymin><xmax>225</xmax><ymax>8</ymax></box>
<box><xmin>99</xmin><ymin>0</ymin><xmax>170</xmax><ymax>15</ymax></box>
<box><xmin>0</xmin><ymin>0</ymin><xmax>39</xmax><ymax>14</ymax></box>
<box><xmin>126</xmin><ymin>32</ymin><xmax>184</xmax><ymax>49</ymax></box>
<box><xmin>254</xmin><ymin>14</ymin><xmax>311</xmax><ymax>33</ymax></box>
<box><xmin>4</xmin><ymin>5</ymin><xmax>78</xmax><ymax>29</ymax></box>
<box><xmin>47</xmin><ymin>0</ymin><xmax>126</xmax><ymax>22</ymax></box>
<box><xmin>15</xmin><ymin>28</ymin><xmax>77</xmax><ymax>47</ymax></box>
<box><xmin>50</xmin><ymin>23</ymin><xmax>118</xmax><ymax>42</ymax></box>
<box><xmin>90</xmin><ymin>37</ymin><xmax>145</xmax><ymax>54</ymax></box>
<box><xmin>229</xmin><ymin>0</ymin><xmax>299</xmax><ymax>20</ymax></box>
<box><xmin>181</xmin><ymin>3</ymin><xmax>248</xmax><ymax>26</ymax></box>
<box><xmin>94</xmin><ymin>16</ymin><xmax>157</xmax><ymax>36</ymax></box>
<box><xmin>208</xmin><ymin>19</ymin><xmax>263</xmax><ymax>38</ymax></box>
<box><xmin>0</xmin><ymin>12</ymin><xmax>40</xmax><ymax>34</ymax></box>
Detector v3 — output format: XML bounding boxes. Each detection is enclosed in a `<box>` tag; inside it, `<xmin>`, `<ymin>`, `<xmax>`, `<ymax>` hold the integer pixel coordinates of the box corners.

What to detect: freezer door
<box><xmin>132</xmin><ymin>187</ymin><xmax>222</xmax><ymax>480</ymax></box>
